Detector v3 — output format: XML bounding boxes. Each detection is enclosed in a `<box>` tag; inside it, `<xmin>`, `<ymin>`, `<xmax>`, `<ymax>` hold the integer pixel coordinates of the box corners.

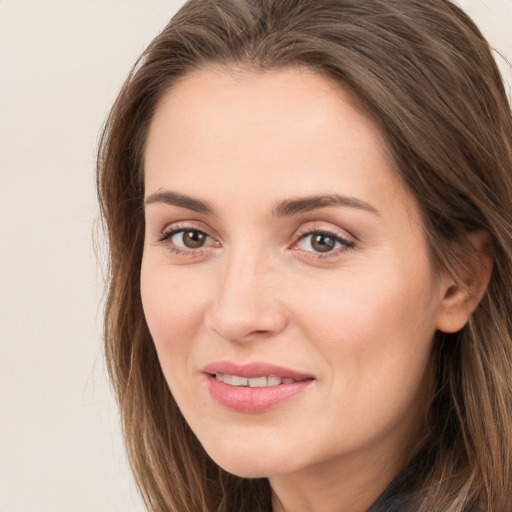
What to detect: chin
<box><xmin>200</xmin><ymin>435</ymin><xmax>292</xmax><ymax>478</ymax></box>
<box><xmin>210</xmin><ymin>455</ymin><xmax>278</xmax><ymax>479</ymax></box>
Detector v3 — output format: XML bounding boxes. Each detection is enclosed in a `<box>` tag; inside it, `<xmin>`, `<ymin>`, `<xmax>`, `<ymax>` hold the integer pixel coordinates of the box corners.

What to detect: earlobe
<box><xmin>436</xmin><ymin>231</ymin><xmax>494</xmax><ymax>334</ymax></box>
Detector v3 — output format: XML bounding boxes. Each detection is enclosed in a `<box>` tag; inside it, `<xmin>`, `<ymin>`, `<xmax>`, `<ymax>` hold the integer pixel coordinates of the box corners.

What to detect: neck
<box><xmin>269</xmin><ymin>427</ymin><xmax>424</xmax><ymax>512</ymax></box>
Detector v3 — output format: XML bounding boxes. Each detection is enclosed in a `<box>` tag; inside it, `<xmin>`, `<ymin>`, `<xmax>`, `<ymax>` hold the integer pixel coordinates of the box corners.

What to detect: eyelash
<box><xmin>157</xmin><ymin>226</ymin><xmax>214</xmax><ymax>256</ymax></box>
<box><xmin>293</xmin><ymin>229</ymin><xmax>355</xmax><ymax>259</ymax></box>
<box><xmin>157</xmin><ymin>225</ymin><xmax>355</xmax><ymax>260</ymax></box>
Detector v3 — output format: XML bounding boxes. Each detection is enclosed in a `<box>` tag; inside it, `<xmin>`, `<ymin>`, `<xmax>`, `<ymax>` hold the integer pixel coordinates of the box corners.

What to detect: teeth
<box><xmin>219</xmin><ymin>373</ymin><xmax>232</xmax><ymax>385</ymax></box>
<box><xmin>267</xmin><ymin>375</ymin><xmax>282</xmax><ymax>386</ymax></box>
<box><xmin>248</xmin><ymin>376</ymin><xmax>267</xmax><ymax>387</ymax></box>
<box><xmin>215</xmin><ymin>373</ymin><xmax>291</xmax><ymax>387</ymax></box>
<box><xmin>231</xmin><ymin>375</ymin><xmax>249</xmax><ymax>386</ymax></box>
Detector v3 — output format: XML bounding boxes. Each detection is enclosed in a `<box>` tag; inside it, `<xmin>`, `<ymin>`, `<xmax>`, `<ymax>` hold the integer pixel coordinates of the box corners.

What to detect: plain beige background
<box><xmin>0</xmin><ymin>1</ymin><xmax>510</xmax><ymax>511</ymax></box>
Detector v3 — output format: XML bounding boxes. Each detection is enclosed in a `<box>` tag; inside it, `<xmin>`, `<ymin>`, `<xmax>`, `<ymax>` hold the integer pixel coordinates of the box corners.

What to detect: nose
<box><xmin>204</xmin><ymin>250</ymin><xmax>288</xmax><ymax>343</ymax></box>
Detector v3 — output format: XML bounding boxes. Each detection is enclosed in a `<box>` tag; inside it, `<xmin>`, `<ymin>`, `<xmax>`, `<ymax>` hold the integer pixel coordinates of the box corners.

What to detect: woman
<box><xmin>96</xmin><ymin>0</ymin><xmax>512</xmax><ymax>510</ymax></box>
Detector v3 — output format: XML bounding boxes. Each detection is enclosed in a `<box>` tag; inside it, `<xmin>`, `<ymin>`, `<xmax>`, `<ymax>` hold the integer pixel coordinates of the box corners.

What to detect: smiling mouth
<box><xmin>213</xmin><ymin>373</ymin><xmax>298</xmax><ymax>387</ymax></box>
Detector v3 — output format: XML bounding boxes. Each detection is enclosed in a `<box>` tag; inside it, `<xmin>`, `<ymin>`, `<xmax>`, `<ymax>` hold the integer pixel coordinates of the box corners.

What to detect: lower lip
<box><xmin>205</xmin><ymin>374</ymin><xmax>313</xmax><ymax>413</ymax></box>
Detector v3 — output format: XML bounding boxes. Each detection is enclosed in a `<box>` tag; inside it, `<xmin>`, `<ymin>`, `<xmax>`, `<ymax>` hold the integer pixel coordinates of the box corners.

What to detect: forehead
<box><xmin>143</xmin><ymin>65</ymin><xmax>414</xmax><ymax>220</ymax></box>
<box><xmin>146</xmin><ymin>65</ymin><xmax>385</xmax><ymax>158</ymax></box>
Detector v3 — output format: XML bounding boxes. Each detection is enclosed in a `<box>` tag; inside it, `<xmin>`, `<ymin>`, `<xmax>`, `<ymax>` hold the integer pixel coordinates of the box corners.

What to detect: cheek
<box><xmin>282</xmin><ymin>271</ymin><xmax>438</xmax><ymax>460</ymax></box>
<box><xmin>140</xmin><ymin>261</ymin><xmax>209</xmax><ymax>363</ymax></box>
<box><xmin>140</xmin><ymin>261</ymin><xmax>218</xmax><ymax>423</ymax></box>
<box><xmin>292</xmin><ymin>258</ymin><xmax>439</xmax><ymax>395</ymax></box>
<box><xmin>298</xmin><ymin>266</ymin><xmax>436</xmax><ymax>336</ymax></box>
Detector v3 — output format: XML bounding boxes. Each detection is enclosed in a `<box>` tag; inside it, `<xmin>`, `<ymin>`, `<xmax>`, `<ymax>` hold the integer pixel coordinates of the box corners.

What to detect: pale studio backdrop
<box><xmin>0</xmin><ymin>1</ymin><xmax>510</xmax><ymax>511</ymax></box>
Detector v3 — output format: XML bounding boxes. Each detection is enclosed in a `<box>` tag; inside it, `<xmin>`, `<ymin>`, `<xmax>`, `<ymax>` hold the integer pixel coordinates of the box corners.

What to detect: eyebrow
<box><xmin>144</xmin><ymin>190</ymin><xmax>379</xmax><ymax>217</ymax></box>
<box><xmin>271</xmin><ymin>194</ymin><xmax>379</xmax><ymax>218</ymax></box>
<box><xmin>144</xmin><ymin>190</ymin><xmax>215</xmax><ymax>214</ymax></box>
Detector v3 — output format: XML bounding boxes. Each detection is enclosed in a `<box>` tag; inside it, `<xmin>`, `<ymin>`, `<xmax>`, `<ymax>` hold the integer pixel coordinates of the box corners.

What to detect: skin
<box><xmin>140</xmin><ymin>66</ymin><xmax>475</xmax><ymax>512</ymax></box>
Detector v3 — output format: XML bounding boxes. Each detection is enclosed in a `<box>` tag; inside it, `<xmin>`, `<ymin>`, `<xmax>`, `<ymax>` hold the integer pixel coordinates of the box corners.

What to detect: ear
<box><xmin>436</xmin><ymin>231</ymin><xmax>494</xmax><ymax>334</ymax></box>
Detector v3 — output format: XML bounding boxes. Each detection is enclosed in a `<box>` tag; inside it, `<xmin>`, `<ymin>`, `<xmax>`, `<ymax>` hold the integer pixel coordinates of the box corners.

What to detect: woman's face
<box><xmin>141</xmin><ymin>66</ymin><xmax>449</xmax><ymax>482</ymax></box>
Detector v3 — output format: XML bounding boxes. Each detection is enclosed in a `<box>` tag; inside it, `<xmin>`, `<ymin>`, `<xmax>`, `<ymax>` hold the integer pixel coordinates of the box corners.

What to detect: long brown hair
<box><xmin>97</xmin><ymin>1</ymin><xmax>512</xmax><ymax>510</ymax></box>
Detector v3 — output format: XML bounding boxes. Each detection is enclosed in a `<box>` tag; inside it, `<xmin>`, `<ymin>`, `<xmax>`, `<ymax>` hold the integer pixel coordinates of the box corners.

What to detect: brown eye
<box><xmin>310</xmin><ymin>233</ymin><xmax>337</xmax><ymax>253</ymax></box>
<box><xmin>181</xmin><ymin>230</ymin><xmax>207</xmax><ymax>248</ymax></box>
<box><xmin>296</xmin><ymin>230</ymin><xmax>354</xmax><ymax>255</ymax></box>
<box><xmin>164</xmin><ymin>229</ymin><xmax>211</xmax><ymax>250</ymax></box>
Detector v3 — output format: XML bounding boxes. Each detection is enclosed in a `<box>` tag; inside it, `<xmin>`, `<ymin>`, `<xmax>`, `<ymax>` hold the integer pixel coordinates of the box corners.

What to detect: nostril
<box><xmin>204</xmin><ymin>287</ymin><xmax>289</xmax><ymax>342</ymax></box>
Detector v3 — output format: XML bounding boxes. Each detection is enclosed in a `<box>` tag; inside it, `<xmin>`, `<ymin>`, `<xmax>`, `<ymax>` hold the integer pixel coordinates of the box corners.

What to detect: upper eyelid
<box><xmin>159</xmin><ymin>226</ymin><xmax>214</xmax><ymax>243</ymax></box>
<box><xmin>294</xmin><ymin>223</ymin><xmax>356</xmax><ymax>243</ymax></box>
<box><xmin>293</xmin><ymin>230</ymin><xmax>355</xmax><ymax>251</ymax></box>
<box><xmin>160</xmin><ymin>221</ymin><xmax>216</xmax><ymax>238</ymax></box>
<box><xmin>296</xmin><ymin>228</ymin><xmax>350</xmax><ymax>240</ymax></box>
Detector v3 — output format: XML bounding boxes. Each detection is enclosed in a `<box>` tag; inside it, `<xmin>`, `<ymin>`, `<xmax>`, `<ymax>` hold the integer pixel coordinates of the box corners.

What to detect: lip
<box><xmin>203</xmin><ymin>361</ymin><xmax>314</xmax><ymax>380</ymax></box>
<box><xmin>203</xmin><ymin>361</ymin><xmax>315</xmax><ymax>413</ymax></box>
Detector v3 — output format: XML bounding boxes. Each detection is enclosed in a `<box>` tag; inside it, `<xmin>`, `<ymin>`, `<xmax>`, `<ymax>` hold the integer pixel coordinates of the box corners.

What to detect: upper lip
<box><xmin>202</xmin><ymin>361</ymin><xmax>314</xmax><ymax>380</ymax></box>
